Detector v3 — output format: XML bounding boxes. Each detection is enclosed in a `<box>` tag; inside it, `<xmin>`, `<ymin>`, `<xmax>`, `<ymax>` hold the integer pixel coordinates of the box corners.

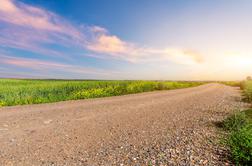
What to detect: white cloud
<box><xmin>0</xmin><ymin>0</ymin><xmax>203</xmax><ymax>65</ymax></box>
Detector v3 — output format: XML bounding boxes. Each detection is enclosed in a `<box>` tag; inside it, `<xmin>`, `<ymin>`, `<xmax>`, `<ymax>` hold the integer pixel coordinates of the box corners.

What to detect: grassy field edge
<box><xmin>0</xmin><ymin>79</ymin><xmax>204</xmax><ymax>107</ymax></box>
<box><xmin>218</xmin><ymin>80</ymin><xmax>252</xmax><ymax>165</ymax></box>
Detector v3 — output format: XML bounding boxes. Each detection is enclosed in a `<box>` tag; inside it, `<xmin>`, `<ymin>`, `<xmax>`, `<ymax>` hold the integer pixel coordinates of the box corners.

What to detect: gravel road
<box><xmin>0</xmin><ymin>83</ymin><xmax>245</xmax><ymax>165</ymax></box>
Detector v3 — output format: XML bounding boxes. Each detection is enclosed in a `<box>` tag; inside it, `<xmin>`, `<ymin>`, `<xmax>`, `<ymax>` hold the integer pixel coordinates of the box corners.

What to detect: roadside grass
<box><xmin>0</xmin><ymin>79</ymin><xmax>203</xmax><ymax>106</ymax></box>
<box><xmin>220</xmin><ymin>81</ymin><xmax>242</xmax><ymax>87</ymax></box>
<box><xmin>217</xmin><ymin>80</ymin><xmax>252</xmax><ymax>165</ymax></box>
<box><xmin>220</xmin><ymin>81</ymin><xmax>245</xmax><ymax>90</ymax></box>
<box><xmin>221</xmin><ymin>112</ymin><xmax>248</xmax><ymax>131</ymax></box>
<box><xmin>221</xmin><ymin>110</ymin><xmax>252</xmax><ymax>165</ymax></box>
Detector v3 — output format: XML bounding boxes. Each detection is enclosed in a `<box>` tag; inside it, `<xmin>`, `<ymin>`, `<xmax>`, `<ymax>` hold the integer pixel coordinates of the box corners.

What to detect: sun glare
<box><xmin>226</xmin><ymin>53</ymin><xmax>252</xmax><ymax>69</ymax></box>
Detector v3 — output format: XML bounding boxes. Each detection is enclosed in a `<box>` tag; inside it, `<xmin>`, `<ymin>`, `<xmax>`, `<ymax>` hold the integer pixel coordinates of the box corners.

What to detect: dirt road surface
<box><xmin>0</xmin><ymin>83</ymin><xmax>245</xmax><ymax>165</ymax></box>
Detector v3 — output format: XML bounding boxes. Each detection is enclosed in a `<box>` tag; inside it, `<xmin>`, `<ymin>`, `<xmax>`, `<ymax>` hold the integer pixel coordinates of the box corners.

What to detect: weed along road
<box><xmin>0</xmin><ymin>83</ymin><xmax>244</xmax><ymax>165</ymax></box>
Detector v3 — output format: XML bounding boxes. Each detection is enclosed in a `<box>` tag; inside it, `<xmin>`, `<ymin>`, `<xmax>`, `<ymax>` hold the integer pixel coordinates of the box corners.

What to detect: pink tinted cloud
<box><xmin>0</xmin><ymin>0</ymin><xmax>203</xmax><ymax>65</ymax></box>
<box><xmin>86</xmin><ymin>29</ymin><xmax>204</xmax><ymax>64</ymax></box>
<box><xmin>87</xmin><ymin>34</ymin><xmax>128</xmax><ymax>54</ymax></box>
<box><xmin>1</xmin><ymin>56</ymin><xmax>66</xmax><ymax>69</ymax></box>
<box><xmin>0</xmin><ymin>0</ymin><xmax>61</xmax><ymax>31</ymax></box>
<box><xmin>0</xmin><ymin>0</ymin><xmax>86</xmax><ymax>58</ymax></box>
<box><xmin>0</xmin><ymin>54</ymin><xmax>120</xmax><ymax>76</ymax></box>
<box><xmin>0</xmin><ymin>0</ymin><xmax>83</xmax><ymax>37</ymax></box>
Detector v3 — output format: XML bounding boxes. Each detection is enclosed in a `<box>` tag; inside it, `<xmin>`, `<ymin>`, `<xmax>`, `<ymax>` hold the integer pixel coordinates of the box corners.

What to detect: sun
<box><xmin>226</xmin><ymin>52</ymin><xmax>252</xmax><ymax>69</ymax></box>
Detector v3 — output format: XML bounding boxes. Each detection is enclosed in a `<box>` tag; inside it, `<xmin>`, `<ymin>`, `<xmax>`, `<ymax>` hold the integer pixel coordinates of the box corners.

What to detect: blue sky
<box><xmin>0</xmin><ymin>0</ymin><xmax>252</xmax><ymax>80</ymax></box>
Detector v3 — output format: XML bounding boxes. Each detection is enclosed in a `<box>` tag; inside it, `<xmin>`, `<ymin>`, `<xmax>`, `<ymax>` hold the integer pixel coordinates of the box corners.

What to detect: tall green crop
<box><xmin>0</xmin><ymin>79</ymin><xmax>203</xmax><ymax>106</ymax></box>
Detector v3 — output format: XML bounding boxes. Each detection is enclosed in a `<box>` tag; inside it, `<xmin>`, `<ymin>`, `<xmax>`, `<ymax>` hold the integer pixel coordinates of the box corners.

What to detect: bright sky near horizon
<box><xmin>0</xmin><ymin>0</ymin><xmax>252</xmax><ymax>80</ymax></box>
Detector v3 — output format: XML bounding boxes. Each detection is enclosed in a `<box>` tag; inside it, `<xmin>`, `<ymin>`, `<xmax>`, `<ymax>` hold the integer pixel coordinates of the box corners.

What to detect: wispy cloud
<box><xmin>0</xmin><ymin>0</ymin><xmax>203</xmax><ymax>65</ymax></box>
<box><xmin>0</xmin><ymin>0</ymin><xmax>86</xmax><ymax>58</ymax></box>
<box><xmin>0</xmin><ymin>0</ymin><xmax>60</xmax><ymax>31</ymax></box>
<box><xmin>86</xmin><ymin>30</ymin><xmax>204</xmax><ymax>64</ymax></box>
<box><xmin>0</xmin><ymin>54</ymin><xmax>121</xmax><ymax>77</ymax></box>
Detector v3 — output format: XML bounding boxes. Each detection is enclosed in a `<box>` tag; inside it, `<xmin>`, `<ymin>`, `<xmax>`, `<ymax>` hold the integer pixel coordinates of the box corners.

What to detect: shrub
<box><xmin>243</xmin><ymin>81</ymin><xmax>252</xmax><ymax>102</ymax></box>
<box><xmin>155</xmin><ymin>82</ymin><xmax>167</xmax><ymax>90</ymax></box>
<box><xmin>240</xmin><ymin>81</ymin><xmax>246</xmax><ymax>90</ymax></box>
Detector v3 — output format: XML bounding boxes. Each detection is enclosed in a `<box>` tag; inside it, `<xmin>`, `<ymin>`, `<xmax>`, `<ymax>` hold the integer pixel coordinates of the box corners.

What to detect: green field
<box><xmin>0</xmin><ymin>79</ymin><xmax>203</xmax><ymax>106</ymax></box>
<box><xmin>219</xmin><ymin>81</ymin><xmax>243</xmax><ymax>88</ymax></box>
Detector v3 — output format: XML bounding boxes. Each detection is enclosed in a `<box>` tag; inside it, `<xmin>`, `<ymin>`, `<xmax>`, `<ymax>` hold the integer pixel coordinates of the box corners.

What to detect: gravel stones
<box><xmin>0</xmin><ymin>83</ymin><xmax>246</xmax><ymax>165</ymax></box>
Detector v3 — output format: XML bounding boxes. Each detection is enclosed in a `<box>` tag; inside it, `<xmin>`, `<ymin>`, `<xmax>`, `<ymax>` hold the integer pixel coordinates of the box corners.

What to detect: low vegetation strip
<box><xmin>221</xmin><ymin>109</ymin><xmax>252</xmax><ymax>165</ymax></box>
<box><xmin>0</xmin><ymin>79</ymin><xmax>203</xmax><ymax>106</ymax></box>
<box><xmin>220</xmin><ymin>80</ymin><xmax>252</xmax><ymax>165</ymax></box>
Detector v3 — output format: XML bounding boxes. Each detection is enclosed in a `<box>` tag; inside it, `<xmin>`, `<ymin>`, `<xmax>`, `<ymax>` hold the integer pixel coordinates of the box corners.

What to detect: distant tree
<box><xmin>246</xmin><ymin>76</ymin><xmax>252</xmax><ymax>81</ymax></box>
